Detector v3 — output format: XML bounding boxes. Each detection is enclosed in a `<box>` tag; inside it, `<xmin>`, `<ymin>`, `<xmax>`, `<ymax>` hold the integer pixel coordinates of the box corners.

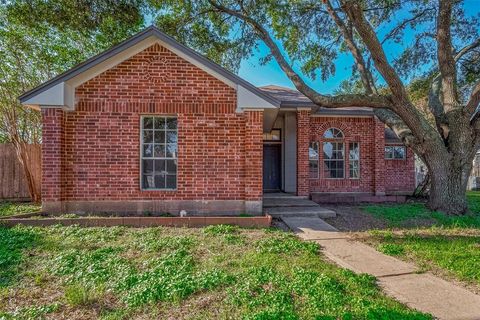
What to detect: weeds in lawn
<box><xmin>362</xmin><ymin>191</ymin><xmax>480</xmax><ymax>228</ymax></box>
<box><xmin>0</xmin><ymin>225</ymin><xmax>432</xmax><ymax>319</ymax></box>
<box><xmin>204</xmin><ymin>224</ymin><xmax>245</xmax><ymax>244</ymax></box>
<box><xmin>0</xmin><ymin>303</ymin><xmax>59</xmax><ymax>320</ymax></box>
<box><xmin>366</xmin><ymin>230</ymin><xmax>480</xmax><ymax>286</ymax></box>
<box><xmin>64</xmin><ymin>283</ymin><xmax>98</xmax><ymax>306</ymax></box>
<box><xmin>255</xmin><ymin>233</ymin><xmax>319</xmax><ymax>254</ymax></box>
<box><xmin>117</xmin><ymin>249</ymin><xmax>233</xmax><ymax>306</ymax></box>
<box><xmin>0</xmin><ymin>202</ymin><xmax>41</xmax><ymax>217</ymax></box>
<box><xmin>377</xmin><ymin>243</ymin><xmax>405</xmax><ymax>256</ymax></box>
<box><xmin>203</xmin><ymin>224</ymin><xmax>239</xmax><ymax>235</ymax></box>
<box><xmin>0</xmin><ymin>227</ymin><xmax>41</xmax><ymax>286</ymax></box>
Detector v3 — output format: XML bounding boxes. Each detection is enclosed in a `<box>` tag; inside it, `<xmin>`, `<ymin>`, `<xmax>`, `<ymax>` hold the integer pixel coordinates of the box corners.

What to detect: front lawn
<box><xmin>358</xmin><ymin>228</ymin><xmax>480</xmax><ymax>291</ymax></box>
<box><xmin>356</xmin><ymin>191</ymin><xmax>480</xmax><ymax>292</ymax></box>
<box><xmin>361</xmin><ymin>191</ymin><xmax>480</xmax><ymax>228</ymax></box>
<box><xmin>0</xmin><ymin>202</ymin><xmax>41</xmax><ymax>218</ymax></box>
<box><xmin>0</xmin><ymin>225</ymin><xmax>430</xmax><ymax>319</ymax></box>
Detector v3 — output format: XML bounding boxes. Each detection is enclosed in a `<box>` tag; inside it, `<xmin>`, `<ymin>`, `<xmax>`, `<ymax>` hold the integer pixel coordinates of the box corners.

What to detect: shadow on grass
<box><xmin>0</xmin><ymin>226</ymin><xmax>41</xmax><ymax>287</ymax></box>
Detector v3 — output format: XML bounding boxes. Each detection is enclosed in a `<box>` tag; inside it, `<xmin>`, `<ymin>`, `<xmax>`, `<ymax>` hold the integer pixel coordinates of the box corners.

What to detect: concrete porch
<box><xmin>263</xmin><ymin>192</ymin><xmax>336</xmax><ymax>218</ymax></box>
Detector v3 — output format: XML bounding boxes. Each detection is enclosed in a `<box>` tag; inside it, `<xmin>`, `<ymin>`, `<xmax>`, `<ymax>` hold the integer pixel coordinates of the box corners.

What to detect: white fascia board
<box><xmin>23</xmin><ymin>82</ymin><xmax>65</xmax><ymax>108</ymax></box>
<box><xmin>23</xmin><ymin>35</ymin><xmax>275</xmax><ymax>111</ymax></box>
<box><xmin>237</xmin><ymin>85</ymin><xmax>276</xmax><ymax>111</ymax></box>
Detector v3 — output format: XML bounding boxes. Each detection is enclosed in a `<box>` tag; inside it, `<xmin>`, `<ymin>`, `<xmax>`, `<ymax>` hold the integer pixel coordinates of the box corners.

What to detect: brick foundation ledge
<box><xmin>43</xmin><ymin>200</ymin><xmax>263</xmax><ymax>216</ymax></box>
<box><xmin>0</xmin><ymin>215</ymin><xmax>272</xmax><ymax>228</ymax></box>
<box><xmin>311</xmin><ymin>192</ymin><xmax>408</xmax><ymax>204</ymax></box>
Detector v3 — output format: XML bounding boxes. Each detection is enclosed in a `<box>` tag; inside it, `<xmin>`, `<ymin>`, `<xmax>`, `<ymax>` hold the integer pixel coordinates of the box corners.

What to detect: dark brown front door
<box><xmin>263</xmin><ymin>144</ymin><xmax>281</xmax><ymax>191</ymax></box>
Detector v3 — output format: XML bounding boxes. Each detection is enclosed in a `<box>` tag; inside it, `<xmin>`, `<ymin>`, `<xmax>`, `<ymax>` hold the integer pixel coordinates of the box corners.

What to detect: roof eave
<box><xmin>19</xmin><ymin>26</ymin><xmax>280</xmax><ymax>108</ymax></box>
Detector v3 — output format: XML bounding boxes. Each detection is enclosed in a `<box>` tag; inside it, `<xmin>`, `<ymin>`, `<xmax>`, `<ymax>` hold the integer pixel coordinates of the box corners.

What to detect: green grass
<box><xmin>0</xmin><ymin>225</ymin><xmax>431</xmax><ymax>319</ymax></box>
<box><xmin>361</xmin><ymin>191</ymin><xmax>480</xmax><ymax>228</ymax></box>
<box><xmin>0</xmin><ymin>202</ymin><xmax>41</xmax><ymax>217</ymax></box>
<box><xmin>359</xmin><ymin>192</ymin><xmax>480</xmax><ymax>288</ymax></box>
<box><xmin>365</xmin><ymin>229</ymin><xmax>480</xmax><ymax>288</ymax></box>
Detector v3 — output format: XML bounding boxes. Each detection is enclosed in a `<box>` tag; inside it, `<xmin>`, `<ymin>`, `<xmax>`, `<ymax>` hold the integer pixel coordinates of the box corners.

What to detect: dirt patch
<box><xmin>322</xmin><ymin>205</ymin><xmax>440</xmax><ymax>231</ymax></box>
<box><xmin>322</xmin><ymin>205</ymin><xmax>389</xmax><ymax>231</ymax></box>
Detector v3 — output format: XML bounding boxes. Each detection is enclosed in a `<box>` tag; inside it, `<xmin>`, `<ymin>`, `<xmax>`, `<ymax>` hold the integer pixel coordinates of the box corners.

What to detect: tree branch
<box><xmin>381</xmin><ymin>7</ymin><xmax>434</xmax><ymax>45</ymax></box>
<box><xmin>207</xmin><ymin>0</ymin><xmax>392</xmax><ymax>109</ymax></box>
<box><xmin>340</xmin><ymin>0</ymin><xmax>439</xmax><ymax>143</ymax></box>
<box><xmin>467</xmin><ymin>81</ymin><xmax>480</xmax><ymax>116</ymax></box>
<box><xmin>455</xmin><ymin>38</ymin><xmax>480</xmax><ymax>61</ymax></box>
<box><xmin>374</xmin><ymin>108</ymin><xmax>419</xmax><ymax>148</ymax></box>
<box><xmin>437</xmin><ymin>0</ymin><xmax>459</xmax><ymax>112</ymax></box>
<box><xmin>323</xmin><ymin>0</ymin><xmax>377</xmax><ymax>94</ymax></box>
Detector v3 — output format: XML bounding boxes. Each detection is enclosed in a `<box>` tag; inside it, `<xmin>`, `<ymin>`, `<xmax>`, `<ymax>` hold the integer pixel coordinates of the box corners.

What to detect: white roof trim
<box><xmin>20</xmin><ymin>26</ymin><xmax>279</xmax><ymax>111</ymax></box>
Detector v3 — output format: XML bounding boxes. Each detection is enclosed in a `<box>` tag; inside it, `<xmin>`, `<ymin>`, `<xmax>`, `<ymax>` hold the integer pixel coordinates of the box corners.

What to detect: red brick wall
<box><xmin>309</xmin><ymin>116</ymin><xmax>376</xmax><ymax>193</ymax></box>
<box><xmin>373</xmin><ymin>118</ymin><xmax>386</xmax><ymax>195</ymax></box>
<box><xmin>41</xmin><ymin>43</ymin><xmax>263</xmax><ymax>204</ymax></box>
<box><xmin>244</xmin><ymin>110</ymin><xmax>263</xmax><ymax>200</ymax></box>
<box><xmin>42</xmin><ymin>108</ymin><xmax>65</xmax><ymax>202</ymax></box>
<box><xmin>308</xmin><ymin>116</ymin><xmax>414</xmax><ymax>194</ymax></box>
<box><xmin>385</xmin><ymin>145</ymin><xmax>416</xmax><ymax>193</ymax></box>
<box><xmin>297</xmin><ymin>109</ymin><xmax>311</xmax><ymax>196</ymax></box>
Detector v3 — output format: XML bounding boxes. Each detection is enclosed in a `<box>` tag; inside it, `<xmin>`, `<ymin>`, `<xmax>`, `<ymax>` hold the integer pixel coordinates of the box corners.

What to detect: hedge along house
<box><xmin>20</xmin><ymin>26</ymin><xmax>414</xmax><ymax>216</ymax></box>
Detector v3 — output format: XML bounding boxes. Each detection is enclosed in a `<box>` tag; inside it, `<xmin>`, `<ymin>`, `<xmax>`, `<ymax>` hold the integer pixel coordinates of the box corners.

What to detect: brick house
<box><xmin>20</xmin><ymin>26</ymin><xmax>414</xmax><ymax>215</ymax></box>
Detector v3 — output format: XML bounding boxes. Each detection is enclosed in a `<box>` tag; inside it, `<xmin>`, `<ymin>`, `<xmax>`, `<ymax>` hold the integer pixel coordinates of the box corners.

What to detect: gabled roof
<box><xmin>19</xmin><ymin>26</ymin><xmax>280</xmax><ymax>109</ymax></box>
<box><xmin>258</xmin><ymin>85</ymin><xmax>374</xmax><ymax>116</ymax></box>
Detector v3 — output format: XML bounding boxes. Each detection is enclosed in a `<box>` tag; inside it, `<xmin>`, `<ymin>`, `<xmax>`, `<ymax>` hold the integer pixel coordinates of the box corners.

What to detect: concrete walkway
<box><xmin>282</xmin><ymin>216</ymin><xmax>480</xmax><ymax>320</ymax></box>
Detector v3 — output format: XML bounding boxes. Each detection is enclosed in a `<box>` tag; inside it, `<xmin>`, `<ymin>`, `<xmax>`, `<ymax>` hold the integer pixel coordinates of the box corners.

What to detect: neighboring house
<box><xmin>19</xmin><ymin>26</ymin><xmax>414</xmax><ymax>215</ymax></box>
<box><xmin>468</xmin><ymin>151</ymin><xmax>480</xmax><ymax>190</ymax></box>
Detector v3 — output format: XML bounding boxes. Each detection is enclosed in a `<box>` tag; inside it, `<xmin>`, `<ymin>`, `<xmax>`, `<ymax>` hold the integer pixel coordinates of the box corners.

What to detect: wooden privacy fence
<box><xmin>0</xmin><ymin>144</ymin><xmax>41</xmax><ymax>201</ymax></box>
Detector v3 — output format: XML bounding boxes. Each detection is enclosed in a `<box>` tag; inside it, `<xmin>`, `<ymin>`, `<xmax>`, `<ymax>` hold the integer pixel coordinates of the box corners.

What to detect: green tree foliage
<box><xmin>0</xmin><ymin>0</ymin><xmax>145</xmax><ymax>201</ymax></box>
<box><xmin>149</xmin><ymin>0</ymin><xmax>480</xmax><ymax>214</ymax></box>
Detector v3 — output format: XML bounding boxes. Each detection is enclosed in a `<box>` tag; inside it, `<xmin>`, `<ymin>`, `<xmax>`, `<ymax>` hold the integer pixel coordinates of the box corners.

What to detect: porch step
<box><xmin>265</xmin><ymin>206</ymin><xmax>336</xmax><ymax>218</ymax></box>
<box><xmin>263</xmin><ymin>198</ymin><xmax>320</xmax><ymax>208</ymax></box>
<box><xmin>262</xmin><ymin>193</ymin><xmax>308</xmax><ymax>200</ymax></box>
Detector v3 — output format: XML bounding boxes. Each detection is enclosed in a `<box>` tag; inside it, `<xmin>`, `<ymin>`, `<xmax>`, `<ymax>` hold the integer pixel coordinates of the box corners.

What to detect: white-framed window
<box><xmin>349</xmin><ymin>142</ymin><xmax>360</xmax><ymax>179</ymax></box>
<box><xmin>323</xmin><ymin>128</ymin><xmax>345</xmax><ymax>179</ymax></box>
<box><xmin>141</xmin><ymin>116</ymin><xmax>177</xmax><ymax>190</ymax></box>
<box><xmin>309</xmin><ymin>142</ymin><xmax>319</xmax><ymax>179</ymax></box>
<box><xmin>385</xmin><ymin>146</ymin><xmax>406</xmax><ymax>159</ymax></box>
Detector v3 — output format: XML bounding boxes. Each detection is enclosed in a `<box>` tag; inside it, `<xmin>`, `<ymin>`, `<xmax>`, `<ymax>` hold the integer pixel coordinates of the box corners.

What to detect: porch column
<box><xmin>373</xmin><ymin>117</ymin><xmax>386</xmax><ymax>195</ymax></box>
<box><xmin>244</xmin><ymin>109</ymin><xmax>264</xmax><ymax>214</ymax></box>
<box><xmin>296</xmin><ymin>108</ymin><xmax>311</xmax><ymax>197</ymax></box>
<box><xmin>41</xmin><ymin>108</ymin><xmax>65</xmax><ymax>213</ymax></box>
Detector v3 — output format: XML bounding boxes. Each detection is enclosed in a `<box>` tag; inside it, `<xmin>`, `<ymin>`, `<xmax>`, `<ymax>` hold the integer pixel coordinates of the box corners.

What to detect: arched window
<box><xmin>323</xmin><ymin>128</ymin><xmax>344</xmax><ymax>139</ymax></box>
<box><xmin>323</xmin><ymin>128</ymin><xmax>344</xmax><ymax>178</ymax></box>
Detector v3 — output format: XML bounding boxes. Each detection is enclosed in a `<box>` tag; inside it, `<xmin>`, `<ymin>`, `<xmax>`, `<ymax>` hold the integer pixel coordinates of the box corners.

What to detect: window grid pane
<box><xmin>349</xmin><ymin>142</ymin><xmax>360</xmax><ymax>179</ymax></box>
<box><xmin>309</xmin><ymin>142</ymin><xmax>319</xmax><ymax>179</ymax></box>
<box><xmin>141</xmin><ymin>116</ymin><xmax>177</xmax><ymax>190</ymax></box>
<box><xmin>323</xmin><ymin>142</ymin><xmax>344</xmax><ymax>179</ymax></box>
<box><xmin>385</xmin><ymin>146</ymin><xmax>406</xmax><ymax>159</ymax></box>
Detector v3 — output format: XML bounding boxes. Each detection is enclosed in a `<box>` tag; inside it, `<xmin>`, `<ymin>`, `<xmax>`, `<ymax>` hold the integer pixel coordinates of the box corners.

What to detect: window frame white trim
<box><xmin>140</xmin><ymin>114</ymin><xmax>178</xmax><ymax>191</ymax></box>
<box><xmin>322</xmin><ymin>141</ymin><xmax>345</xmax><ymax>179</ymax></box>
<box><xmin>309</xmin><ymin>141</ymin><xmax>319</xmax><ymax>179</ymax></box>
<box><xmin>349</xmin><ymin>142</ymin><xmax>360</xmax><ymax>179</ymax></box>
<box><xmin>385</xmin><ymin>145</ymin><xmax>406</xmax><ymax>160</ymax></box>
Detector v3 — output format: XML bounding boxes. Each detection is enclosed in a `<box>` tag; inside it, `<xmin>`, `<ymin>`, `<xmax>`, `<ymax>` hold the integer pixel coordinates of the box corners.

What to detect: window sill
<box><xmin>141</xmin><ymin>188</ymin><xmax>177</xmax><ymax>191</ymax></box>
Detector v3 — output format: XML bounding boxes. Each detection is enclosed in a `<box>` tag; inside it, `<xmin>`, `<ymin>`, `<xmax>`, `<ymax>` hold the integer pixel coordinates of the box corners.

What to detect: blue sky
<box><xmin>237</xmin><ymin>0</ymin><xmax>480</xmax><ymax>93</ymax></box>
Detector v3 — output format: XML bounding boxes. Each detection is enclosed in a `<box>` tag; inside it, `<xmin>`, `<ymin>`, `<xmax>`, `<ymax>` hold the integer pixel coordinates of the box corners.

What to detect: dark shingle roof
<box><xmin>385</xmin><ymin>128</ymin><xmax>402</xmax><ymax>143</ymax></box>
<box><xmin>258</xmin><ymin>85</ymin><xmax>374</xmax><ymax>116</ymax></box>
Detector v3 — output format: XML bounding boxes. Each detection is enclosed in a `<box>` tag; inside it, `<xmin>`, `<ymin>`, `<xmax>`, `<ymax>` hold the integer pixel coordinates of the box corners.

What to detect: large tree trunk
<box><xmin>426</xmin><ymin>155</ymin><xmax>472</xmax><ymax>215</ymax></box>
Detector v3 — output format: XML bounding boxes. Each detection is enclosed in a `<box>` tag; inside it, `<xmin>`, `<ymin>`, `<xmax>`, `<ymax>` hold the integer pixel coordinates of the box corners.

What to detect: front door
<box><xmin>263</xmin><ymin>144</ymin><xmax>281</xmax><ymax>191</ymax></box>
